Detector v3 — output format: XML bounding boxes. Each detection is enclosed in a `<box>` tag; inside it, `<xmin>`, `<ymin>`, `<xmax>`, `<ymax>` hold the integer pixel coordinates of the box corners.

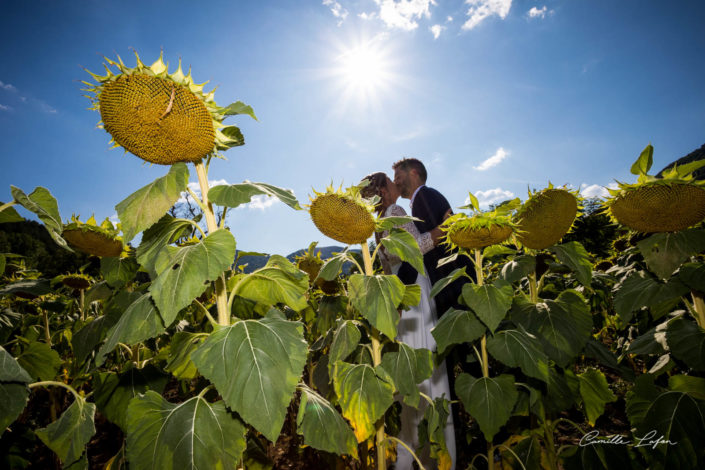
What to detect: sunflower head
<box><xmin>308</xmin><ymin>183</ymin><xmax>377</xmax><ymax>245</ymax></box>
<box><xmin>604</xmin><ymin>144</ymin><xmax>705</xmax><ymax>233</ymax></box>
<box><xmin>61</xmin><ymin>215</ymin><xmax>124</xmax><ymax>258</ymax></box>
<box><xmin>441</xmin><ymin>193</ymin><xmax>519</xmax><ymax>251</ymax></box>
<box><xmin>60</xmin><ymin>273</ymin><xmax>92</xmax><ymax>290</ymax></box>
<box><xmin>514</xmin><ymin>184</ymin><xmax>579</xmax><ymax>250</ymax></box>
<box><xmin>84</xmin><ymin>51</ymin><xmax>256</xmax><ymax>165</ymax></box>
<box><xmin>295</xmin><ymin>242</ymin><xmax>340</xmax><ymax>294</ymax></box>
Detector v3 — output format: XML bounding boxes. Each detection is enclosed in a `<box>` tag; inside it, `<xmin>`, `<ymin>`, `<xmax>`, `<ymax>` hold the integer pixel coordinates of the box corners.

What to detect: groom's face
<box><xmin>393</xmin><ymin>168</ymin><xmax>411</xmax><ymax>198</ymax></box>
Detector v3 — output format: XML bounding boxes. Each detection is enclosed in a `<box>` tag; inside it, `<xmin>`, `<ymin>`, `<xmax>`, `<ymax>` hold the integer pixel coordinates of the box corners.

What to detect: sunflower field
<box><xmin>1</xmin><ymin>53</ymin><xmax>704</xmax><ymax>470</ymax></box>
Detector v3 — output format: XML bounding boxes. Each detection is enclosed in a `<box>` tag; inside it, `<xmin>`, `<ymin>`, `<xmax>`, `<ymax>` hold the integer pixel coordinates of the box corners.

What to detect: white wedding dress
<box><xmin>380</xmin><ymin>204</ymin><xmax>456</xmax><ymax>470</ymax></box>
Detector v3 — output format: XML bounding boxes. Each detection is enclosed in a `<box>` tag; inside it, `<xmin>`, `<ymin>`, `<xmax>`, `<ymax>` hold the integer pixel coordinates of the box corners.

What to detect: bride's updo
<box><xmin>360</xmin><ymin>172</ymin><xmax>388</xmax><ymax>212</ymax></box>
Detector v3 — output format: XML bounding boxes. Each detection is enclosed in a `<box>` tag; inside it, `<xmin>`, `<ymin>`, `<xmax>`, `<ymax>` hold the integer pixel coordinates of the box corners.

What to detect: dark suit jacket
<box><xmin>398</xmin><ymin>186</ymin><xmax>475</xmax><ymax>317</ymax></box>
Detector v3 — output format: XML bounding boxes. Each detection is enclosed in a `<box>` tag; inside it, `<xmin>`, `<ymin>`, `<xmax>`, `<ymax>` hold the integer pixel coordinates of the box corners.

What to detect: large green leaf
<box><xmin>678</xmin><ymin>262</ymin><xmax>705</xmax><ymax>291</ymax></box>
<box><xmin>0</xmin><ymin>278</ymin><xmax>52</xmax><ymax>298</ymax></box>
<box><xmin>455</xmin><ymin>373</ymin><xmax>518</xmax><ymax>440</ymax></box>
<box><xmin>93</xmin><ymin>365</ymin><xmax>168</xmax><ymax>431</ymax></box>
<box><xmin>136</xmin><ymin>215</ymin><xmax>193</xmax><ymax>276</ymax></box>
<box><xmin>578</xmin><ymin>368</ymin><xmax>616</xmax><ymax>426</ymax></box>
<box><xmin>546</xmin><ymin>367</ymin><xmax>580</xmax><ymax>414</ymax></box>
<box><xmin>625</xmin><ymin>374</ymin><xmax>661</xmax><ymax>428</ymax></box>
<box><xmin>669</xmin><ymin>374</ymin><xmax>705</xmax><ymax>401</ymax></box>
<box><xmin>190</xmin><ymin>310</ymin><xmax>308</xmax><ymax>442</ymax></box>
<box><xmin>348</xmin><ymin>274</ymin><xmax>405</xmax><ymax>339</ymax></box>
<box><xmin>10</xmin><ymin>186</ymin><xmax>66</xmax><ymax>248</ymax></box>
<box><xmin>35</xmin><ymin>396</ymin><xmax>96</xmax><ymax>468</ymax></box>
<box><xmin>100</xmin><ymin>257</ymin><xmax>138</xmax><ymax>288</ymax></box>
<box><xmin>627</xmin><ymin>318</ymin><xmax>670</xmax><ymax>355</ymax></box>
<box><xmin>500</xmin><ymin>255</ymin><xmax>535</xmax><ymax>283</ymax></box>
<box><xmin>0</xmin><ymin>347</ymin><xmax>31</xmax><ymax>434</ymax></box>
<box><xmin>150</xmin><ymin>229</ymin><xmax>236</xmax><ymax>322</ymax></box>
<box><xmin>635</xmin><ymin>391</ymin><xmax>705</xmax><ymax>469</ymax></box>
<box><xmin>431</xmin><ymin>307</ymin><xmax>486</xmax><ymax>355</ymax></box>
<box><xmin>115</xmin><ymin>163</ymin><xmax>189</xmax><ymax>242</ymax></box>
<box><xmin>550</xmin><ymin>242</ymin><xmax>592</xmax><ymax>287</ymax></box>
<box><xmin>380</xmin><ymin>344</ymin><xmax>433</xmax><ymax>408</ymax></box>
<box><xmin>318</xmin><ymin>249</ymin><xmax>351</xmax><ymax>281</ymax></box>
<box><xmin>17</xmin><ymin>341</ymin><xmax>62</xmax><ymax>381</ymax></box>
<box><xmin>430</xmin><ymin>267</ymin><xmax>469</xmax><ymax>299</ymax></box>
<box><xmin>333</xmin><ymin>361</ymin><xmax>394</xmax><ymax>442</ymax></box>
<box><xmin>613</xmin><ymin>271</ymin><xmax>689</xmax><ymax>322</ymax></box>
<box><xmin>232</xmin><ymin>255</ymin><xmax>309</xmax><ymax>311</ymax></box>
<box><xmin>0</xmin><ymin>346</ymin><xmax>33</xmax><ymax>383</ymax></box>
<box><xmin>209</xmin><ymin>182</ymin><xmax>301</xmax><ymax>210</ymax></box>
<box><xmin>328</xmin><ymin>320</ymin><xmax>361</xmax><ymax>376</ymax></box>
<box><xmin>96</xmin><ymin>293</ymin><xmax>166</xmax><ymax>366</ymax></box>
<box><xmin>400</xmin><ymin>283</ymin><xmax>421</xmax><ymax>309</ymax></box>
<box><xmin>486</xmin><ymin>328</ymin><xmax>549</xmax><ymax>382</ymax></box>
<box><xmin>666</xmin><ymin>318</ymin><xmax>705</xmax><ymax>370</ymax></box>
<box><xmin>296</xmin><ymin>384</ymin><xmax>358</xmax><ymax>457</ymax></box>
<box><xmin>511</xmin><ymin>291</ymin><xmax>592</xmax><ymax>367</ymax></box>
<box><xmin>380</xmin><ymin>228</ymin><xmax>425</xmax><ymax>275</ymax></box>
<box><xmin>164</xmin><ymin>331</ymin><xmax>207</xmax><ymax>380</ymax></box>
<box><xmin>637</xmin><ymin>229</ymin><xmax>705</xmax><ymax>280</ymax></box>
<box><xmin>462</xmin><ymin>280</ymin><xmax>514</xmax><ymax>333</ymax></box>
<box><xmin>0</xmin><ymin>204</ymin><xmax>23</xmax><ymax>223</ymax></box>
<box><xmin>126</xmin><ymin>390</ymin><xmax>246</xmax><ymax>470</ymax></box>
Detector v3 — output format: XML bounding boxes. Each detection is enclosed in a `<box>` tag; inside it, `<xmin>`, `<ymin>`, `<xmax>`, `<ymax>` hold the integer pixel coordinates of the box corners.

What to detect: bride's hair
<box><xmin>360</xmin><ymin>172</ymin><xmax>388</xmax><ymax>210</ymax></box>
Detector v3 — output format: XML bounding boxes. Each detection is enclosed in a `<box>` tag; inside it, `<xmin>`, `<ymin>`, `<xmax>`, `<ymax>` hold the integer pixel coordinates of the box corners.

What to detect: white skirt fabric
<box><xmin>392</xmin><ymin>265</ymin><xmax>456</xmax><ymax>470</ymax></box>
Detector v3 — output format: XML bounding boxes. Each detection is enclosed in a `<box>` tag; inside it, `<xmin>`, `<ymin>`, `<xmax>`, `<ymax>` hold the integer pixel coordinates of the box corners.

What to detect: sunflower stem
<box><xmin>195</xmin><ymin>159</ymin><xmax>229</xmax><ymax>326</ymax></box>
<box><xmin>528</xmin><ymin>272</ymin><xmax>539</xmax><ymax>303</ymax></box>
<box><xmin>362</xmin><ymin>241</ymin><xmax>387</xmax><ymax>470</ymax></box>
<box><xmin>474</xmin><ymin>249</ymin><xmax>490</xmax><ymax>379</ymax></box>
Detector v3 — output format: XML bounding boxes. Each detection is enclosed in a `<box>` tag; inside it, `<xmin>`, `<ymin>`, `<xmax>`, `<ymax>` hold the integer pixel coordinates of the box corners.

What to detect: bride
<box><xmin>361</xmin><ymin>172</ymin><xmax>456</xmax><ymax>470</ymax></box>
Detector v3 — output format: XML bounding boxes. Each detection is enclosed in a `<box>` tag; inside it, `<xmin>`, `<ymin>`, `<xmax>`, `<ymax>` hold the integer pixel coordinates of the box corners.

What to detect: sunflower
<box><xmin>514</xmin><ymin>185</ymin><xmax>579</xmax><ymax>250</ymax></box>
<box><xmin>308</xmin><ymin>183</ymin><xmax>377</xmax><ymax>245</ymax></box>
<box><xmin>84</xmin><ymin>51</ymin><xmax>255</xmax><ymax>165</ymax></box>
<box><xmin>62</xmin><ymin>216</ymin><xmax>124</xmax><ymax>258</ymax></box>
<box><xmin>604</xmin><ymin>144</ymin><xmax>705</xmax><ymax>233</ymax></box>
<box><xmin>441</xmin><ymin>194</ymin><xmax>519</xmax><ymax>251</ymax></box>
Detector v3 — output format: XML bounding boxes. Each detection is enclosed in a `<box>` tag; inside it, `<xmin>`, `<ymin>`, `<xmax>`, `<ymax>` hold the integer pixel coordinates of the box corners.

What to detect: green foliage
<box><xmin>35</xmin><ymin>396</ymin><xmax>96</xmax><ymax>468</ymax></box>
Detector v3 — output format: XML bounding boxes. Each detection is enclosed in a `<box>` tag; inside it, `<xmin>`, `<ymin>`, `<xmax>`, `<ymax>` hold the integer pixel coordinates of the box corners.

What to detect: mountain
<box><xmin>657</xmin><ymin>143</ymin><xmax>705</xmax><ymax>180</ymax></box>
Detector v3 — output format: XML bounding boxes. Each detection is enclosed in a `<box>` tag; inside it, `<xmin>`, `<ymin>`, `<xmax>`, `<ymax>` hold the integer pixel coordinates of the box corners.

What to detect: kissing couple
<box><xmin>361</xmin><ymin>157</ymin><xmax>473</xmax><ymax>470</ymax></box>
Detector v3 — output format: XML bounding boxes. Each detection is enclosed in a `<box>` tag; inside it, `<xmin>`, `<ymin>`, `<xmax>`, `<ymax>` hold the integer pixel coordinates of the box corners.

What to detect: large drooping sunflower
<box><xmin>441</xmin><ymin>194</ymin><xmax>519</xmax><ymax>251</ymax></box>
<box><xmin>308</xmin><ymin>183</ymin><xmax>377</xmax><ymax>245</ymax></box>
<box><xmin>604</xmin><ymin>144</ymin><xmax>705</xmax><ymax>233</ymax></box>
<box><xmin>62</xmin><ymin>216</ymin><xmax>124</xmax><ymax>258</ymax></box>
<box><xmin>84</xmin><ymin>51</ymin><xmax>254</xmax><ymax>165</ymax></box>
<box><xmin>514</xmin><ymin>185</ymin><xmax>579</xmax><ymax>250</ymax></box>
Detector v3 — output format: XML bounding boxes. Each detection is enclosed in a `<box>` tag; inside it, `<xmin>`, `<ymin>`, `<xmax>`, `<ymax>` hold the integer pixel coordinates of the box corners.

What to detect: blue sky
<box><xmin>1</xmin><ymin>0</ymin><xmax>704</xmax><ymax>256</ymax></box>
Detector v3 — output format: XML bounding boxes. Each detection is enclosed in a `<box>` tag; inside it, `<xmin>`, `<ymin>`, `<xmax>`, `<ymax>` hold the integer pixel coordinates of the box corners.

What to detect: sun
<box><xmin>328</xmin><ymin>35</ymin><xmax>398</xmax><ymax>110</ymax></box>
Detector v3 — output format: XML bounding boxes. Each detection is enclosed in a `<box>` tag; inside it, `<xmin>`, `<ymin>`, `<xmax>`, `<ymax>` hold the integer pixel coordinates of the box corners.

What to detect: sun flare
<box><xmin>328</xmin><ymin>36</ymin><xmax>398</xmax><ymax>110</ymax></box>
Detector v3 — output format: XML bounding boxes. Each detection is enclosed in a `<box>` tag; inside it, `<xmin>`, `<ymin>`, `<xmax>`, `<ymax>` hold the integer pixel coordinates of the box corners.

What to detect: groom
<box><xmin>392</xmin><ymin>157</ymin><xmax>474</xmax><ymax>317</ymax></box>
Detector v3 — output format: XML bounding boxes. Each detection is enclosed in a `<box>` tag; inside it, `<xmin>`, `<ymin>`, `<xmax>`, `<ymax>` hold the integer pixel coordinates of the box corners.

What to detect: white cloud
<box><xmin>462</xmin><ymin>0</ymin><xmax>512</xmax><ymax>30</ymax></box>
<box><xmin>580</xmin><ymin>182</ymin><xmax>618</xmax><ymax>199</ymax></box>
<box><xmin>528</xmin><ymin>6</ymin><xmax>547</xmax><ymax>18</ymax></box>
<box><xmin>447</xmin><ymin>15</ymin><xmax>453</xmax><ymax>22</ymax></box>
<box><xmin>179</xmin><ymin>179</ymin><xmax>230</xmax><ymax>204</ymax></box>
<box><xmin>375</xmin><ymin>0</ymin><xmax>436</xmax><ymax>31</ymax></box>
<box><xmin>0</xmin><ymin>80</ymin><xmax>17</xmax><ymax>92</ymax></box>
<box><xmin>323</xmin><ymin>0</ymin><xmax>348</xmax><ymax>25</ymax></box>
<box><xmin>246</xmin><ymin>195</ymin><xmax>278</xmax><ymax>210</ymax></box>
<box><xmin>430</xmin><ymin>24</ymin><xmax>445</xmax><ymax>39</ymax></box>
<box><xmin>359</xmin><ymin>11</ymin><xmax>376</xmax><ymax>20</ymax></box>
<box><xmin>40</xmin><ymin>102</ymin><xmax>58</xmax><ymax>114</ymax></box>
<box><xmin>468</xmin><ymin>188</ymin><xmax>515</xmax><ymax>208</ymax></box>
<box><xmin>0</xmin><ymin>104</ymin><xmax>12</xmax><ymax>112</ymax></box>
<box><xmin>473</xmin><ymin>147</ymin><xmax>508</xmax><ymax>171</ymax></box>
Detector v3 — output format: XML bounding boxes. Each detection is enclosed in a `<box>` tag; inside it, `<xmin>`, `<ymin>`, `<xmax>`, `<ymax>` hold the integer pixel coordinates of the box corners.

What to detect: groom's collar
<box><xmin>410</xmin><ymin>185</ymin><xmax>425</xmax><ymax>208</ymax></box>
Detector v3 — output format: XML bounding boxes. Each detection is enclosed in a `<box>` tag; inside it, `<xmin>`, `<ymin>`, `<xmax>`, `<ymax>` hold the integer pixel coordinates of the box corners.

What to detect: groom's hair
<box><xmin>392</xmin><ymin>157</ymin><xmax>427</xmax><ymax>183</ymax></box>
